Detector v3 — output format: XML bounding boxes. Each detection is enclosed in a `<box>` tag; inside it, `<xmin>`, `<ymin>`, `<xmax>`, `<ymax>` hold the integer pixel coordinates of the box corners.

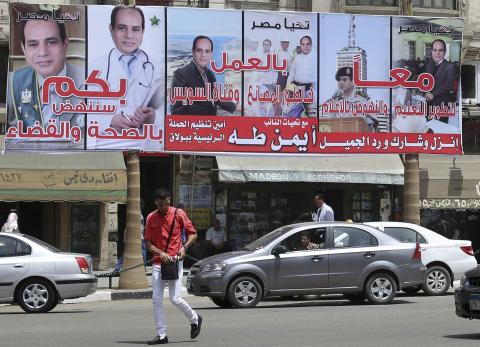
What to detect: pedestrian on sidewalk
<box><xmin>311</xmin><ymin>192</ymin><xmax>335</xmax><ymax>222</ymax></box>
<box><xmin>145</xmin><ymin>188</ymin><xmax>202</xmax><ymax>345</ymax></box>
<box><xmin>1</xmin><ymin>212</ymin><xmax>20</xmax><ymax>233</ymax></box>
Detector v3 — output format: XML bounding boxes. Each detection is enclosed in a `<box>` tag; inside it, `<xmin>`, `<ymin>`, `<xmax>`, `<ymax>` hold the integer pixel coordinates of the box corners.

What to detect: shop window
<box><xmin>347</xmin><ymin>191</ymin><xmax>376</xmax><ymax>222</ymax></box>
<box><xmin>70</xmin><ymin>204</ymin><xmax>100</xmax><ymax>258</ymax></box>
<box><xmin>228</xmin><ymin>191</ymin><xmax>269</xmax><ymax>249</ymax></box>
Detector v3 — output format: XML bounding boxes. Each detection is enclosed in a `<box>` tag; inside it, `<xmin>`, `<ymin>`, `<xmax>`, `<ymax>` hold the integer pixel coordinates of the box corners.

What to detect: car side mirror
<box><xmin>272</xmin><ymin>245</ymin><xmax>287</xmax><ymax>256</ymax></box>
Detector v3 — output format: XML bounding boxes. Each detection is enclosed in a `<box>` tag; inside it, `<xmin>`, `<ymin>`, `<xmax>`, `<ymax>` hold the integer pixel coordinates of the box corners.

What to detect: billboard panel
<box><xmin>5</xmin><ymin>4</ymin><xmax>464</xmax><ymax>155</ymax></box>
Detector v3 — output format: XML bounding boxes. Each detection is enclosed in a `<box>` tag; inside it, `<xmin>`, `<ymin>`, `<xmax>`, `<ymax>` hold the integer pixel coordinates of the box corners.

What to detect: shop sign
<box><xmin>0</xmin><ymin>169</ymin><xmax>126</xmax><ymax>190</ymax></box>
<box><xmin>421</xmin><ymin>198</ymin><xmax>480</xmax><ymax>209</ymax></box>
<box><xmin>190</xmin><ymin>208</ymin><xmax>211</xmax><ymax>230</ymax></box>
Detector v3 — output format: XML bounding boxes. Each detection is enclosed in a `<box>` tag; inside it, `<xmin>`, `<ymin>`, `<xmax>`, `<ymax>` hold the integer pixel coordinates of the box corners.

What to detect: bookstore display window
<box><xmin>70</xmin><ymin>204</ymin><xmax>100</xmax><ymax>258</ymax></box>
<box><xmin>346</xmin><ymin>191</ymin><xmax>378</xmax><ymax>222</ymax></box>
<box><xmin>227</xmin><ymin>189</ymin><xmax>311</xmax><ymax>249</ymax></box>
<box><xmin>228</xmin><ymin>191</ymin><xmax>269</xmax><ymax>248</ymax></box>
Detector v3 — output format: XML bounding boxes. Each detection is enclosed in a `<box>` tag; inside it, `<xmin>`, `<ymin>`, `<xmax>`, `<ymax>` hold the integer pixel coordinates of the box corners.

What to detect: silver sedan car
<box><xmin>0</xmin><ymin>232</ymin><xmax>97</xmax><ymax>313</ymax></box>
<box><xmin>187</xmin><ymin>222</ymin><xmax>426</xmax><ymax>308</ymax></box>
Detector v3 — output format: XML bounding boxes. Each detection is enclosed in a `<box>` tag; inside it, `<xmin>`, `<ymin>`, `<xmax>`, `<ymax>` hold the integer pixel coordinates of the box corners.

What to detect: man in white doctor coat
<box><xmin>88</xmin><ymin>6</ymin><xmax>163</xmax><ymax>150</ymax></box>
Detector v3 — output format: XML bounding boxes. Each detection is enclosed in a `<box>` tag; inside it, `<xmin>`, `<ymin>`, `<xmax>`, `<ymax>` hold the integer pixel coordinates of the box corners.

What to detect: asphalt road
<box><xmin>1</xmin><ymin>293</ymin><xmax>480</xmax><ymax>347</ymax></box>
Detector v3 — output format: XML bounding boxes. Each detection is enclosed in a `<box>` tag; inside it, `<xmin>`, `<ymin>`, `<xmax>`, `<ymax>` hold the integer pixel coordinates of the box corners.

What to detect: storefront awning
<box><xmin>419</xmin><ymin>154</ymin><xmax>480</xmax><ymax>209</ymax></box>
<box><xmin>216</xmin><ymin>155</ymin><xmax>404</xmax><ymax>185</ymax></box>
<box><xmin>0</xmin><ymin>141</ymin><xmax>127</xmax><ymax>202</ymax></box>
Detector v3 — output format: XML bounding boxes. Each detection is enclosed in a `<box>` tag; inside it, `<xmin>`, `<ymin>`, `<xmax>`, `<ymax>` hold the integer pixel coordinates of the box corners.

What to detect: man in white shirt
<box><xmin>206</xmin><ymin>219</ymin><xmax>227</xmax><ymax>255</ymax></box>
<box><xmin>287</xmin><ymin>35</ymin><xmax>316</xmax><ymax>116</ymax></box>
<box><xmin>312</xmin><ymin>192</ymin><xmax>334</xmax><ymax>222</ymax></box>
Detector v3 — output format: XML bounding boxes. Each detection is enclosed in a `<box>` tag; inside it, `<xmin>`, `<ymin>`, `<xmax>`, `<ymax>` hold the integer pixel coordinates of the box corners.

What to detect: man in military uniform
<box><xmin>324</xmin><ymin>66</ymin><xmax>378</xmax><ymax>131</ymax></box>
<box><xmin>6</xmin><ymin>10</ymin><xmax>84</xmax><ymax>144</ymax></box>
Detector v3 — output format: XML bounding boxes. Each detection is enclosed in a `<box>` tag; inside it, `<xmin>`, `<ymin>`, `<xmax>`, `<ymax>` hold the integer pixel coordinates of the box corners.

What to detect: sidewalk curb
<box><xmin>62</xmin><ymin>287</ymin><xmax>191</xmax><ymax>304</ymax></box>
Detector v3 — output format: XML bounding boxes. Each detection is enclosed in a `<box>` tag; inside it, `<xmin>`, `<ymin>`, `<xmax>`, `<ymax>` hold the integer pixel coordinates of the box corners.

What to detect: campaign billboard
<box><xmin>5</xmin><ymin>3</ymin><xmax>464</xmax><ymax>154</ymax></box>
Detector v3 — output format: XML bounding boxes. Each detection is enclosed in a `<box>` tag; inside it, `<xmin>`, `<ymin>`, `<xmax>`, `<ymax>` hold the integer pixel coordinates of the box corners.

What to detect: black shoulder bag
<box><xmin>160</xmin><ymin>208</ymin><xmax>179</xmax><ymax>280</ymax></box>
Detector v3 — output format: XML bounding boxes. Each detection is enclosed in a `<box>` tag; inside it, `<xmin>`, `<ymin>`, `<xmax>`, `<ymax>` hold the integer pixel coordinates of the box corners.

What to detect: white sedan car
<box><xmin>365</xmin><ymin>222</ymin><xmax>477</xmax><ymax>296</ymax></box>
<box><xmin>0</xmin><ymin>232</ymin><xmax>97</xmax><ymax>313</ymax></box>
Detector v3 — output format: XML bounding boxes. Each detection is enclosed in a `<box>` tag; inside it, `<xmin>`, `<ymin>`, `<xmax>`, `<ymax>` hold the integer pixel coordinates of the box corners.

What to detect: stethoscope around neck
<box><xmin>105</xmin><ymin>48</ymin><xmax>154</xmax><ymax>89</ymax></box>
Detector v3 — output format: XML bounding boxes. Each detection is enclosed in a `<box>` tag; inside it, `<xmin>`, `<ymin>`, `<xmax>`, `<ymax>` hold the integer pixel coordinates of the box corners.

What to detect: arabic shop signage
<box><xmin>5</xmin><ymin>4</ymin><xmax>464</xmax><ymax>155</ymax></box>
<box><xmin>421</xmin><ymin>199</ymin><xmax>480</xmax><ymax>209</ymax></box>
<box><xmin>221</xmin><ymin>169</ymin><xmax>401</xmax><ymax>184</ymax></box>
<box><xmin>0</xmin><ymin>169</ymin><xmax>126</xmax><ymax>190</ymax></box>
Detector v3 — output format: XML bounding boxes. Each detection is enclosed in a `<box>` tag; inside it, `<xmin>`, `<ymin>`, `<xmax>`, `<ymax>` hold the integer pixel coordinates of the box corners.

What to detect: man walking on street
<box><xmin>312</xmin><ymin>192</ymin><xmax>335</xmax><ymax>222</ymax></box>
<box><xmin>145</xmin><ymin>188</ymin><xmax>202</xmax><ymax>345</ymax></box>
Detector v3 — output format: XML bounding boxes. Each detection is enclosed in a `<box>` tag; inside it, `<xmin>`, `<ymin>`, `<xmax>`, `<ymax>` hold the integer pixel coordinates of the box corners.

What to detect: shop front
<box><xmin>419</xmin><ymin>154</ymin><xmax>480</xmax><ymax>254</ymax></box>
<box><xmin>214</xmin><ymin>155</ymin><xmax>405</xmax><ymax>250</ymax></box>
<box><xmin>0</xmin><ymin>146</ymin><xmax>127</xmax><ymax>269</ymax></box>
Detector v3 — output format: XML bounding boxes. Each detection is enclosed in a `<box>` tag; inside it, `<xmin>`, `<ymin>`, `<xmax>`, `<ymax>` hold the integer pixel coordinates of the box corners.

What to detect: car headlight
<box><xmin>201</xmin><ymin>262</ymin><xmax>227</xmax><ymax>272</ymax></box>
<box><xmin>460</xmin><ymin>275</ymin><xmax>469</xmax><ymax>287</ymax></box>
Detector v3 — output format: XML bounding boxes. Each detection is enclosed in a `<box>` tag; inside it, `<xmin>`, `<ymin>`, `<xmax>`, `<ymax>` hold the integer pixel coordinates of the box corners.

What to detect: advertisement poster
<box><xmin>6</xmin><ymin>3</ymin><xmax>86</xmax><ymax>151</ymax></box>
<box><xmin>5</xmin><ymin>4</ymin><xmax>464</xmax><ymax>155</ymax></box>
<box><xmin>86</xmin><ymin>5</ymin><xmax>165</xmax><ymax>151</ymax></box>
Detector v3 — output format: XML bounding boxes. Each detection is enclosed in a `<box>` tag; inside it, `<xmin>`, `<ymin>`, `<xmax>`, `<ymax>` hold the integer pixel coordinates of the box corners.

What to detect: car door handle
<box><xmin>13</xmin><ymin>264</ymin><xmax>24</xmax><ymax>268</ymax></box>
<box><xmin>311</xmin><ymin>256</ymin><xmax>324</xmax><ymax>262</ymax></box>
<box><xmin>363</xmin><ymin>252</ymin><xmax>375</xmax><ymax>258</ymax></box>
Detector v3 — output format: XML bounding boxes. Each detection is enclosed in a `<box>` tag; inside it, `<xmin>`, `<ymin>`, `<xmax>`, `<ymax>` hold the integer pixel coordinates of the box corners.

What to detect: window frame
<box><xmin>0</xmin><ymin>235</ymin><xmax>32</xmax><ymax>258</ymax></box>
<box><xmin>462</xmin><ymin>62</ymin><xmax>479</xmax><ymax>104</ymax></box>
<box><xmin>332</xmin><ymin>226</ymin><xmax>379</xmax><ymax>249</ymax></box>
<box><xmin>280</xmin><ymin>227</ymin><xmax>328</xmax><ymax>253</ymax></box>
<box><xmin>346</xmin><ymin>0</ymin><xmax>398</xmax><ymax>6</ymax></box>
<box><xmin>413</xmin><ymin>0</ymin><xmax>456</xmax><ymax>10</ymax></box>
<box><xmin>383</xmin><ymin>227</ymin><xmax>428</xmax><ymax>244</ymax></box>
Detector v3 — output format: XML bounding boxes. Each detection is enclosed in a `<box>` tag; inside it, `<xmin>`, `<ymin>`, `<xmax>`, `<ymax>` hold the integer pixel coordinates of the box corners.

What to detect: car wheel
<box><xmin>227</xmin><ymin>276</ymin><xmax>262</xmax><ymax>308</ymax></box>
<box><xmin>422</xmin><ymin>266</ymin><xmax>451</xmax><ymax>296</ymax></box>
<box><xmin>17</xmin><ymin>279</ymin><xmax>56</xmax><ymax>313</ymax></box>
<box><xmin>343</xmin><ymin>293</ymin><xmax>366</xmax><ymax>304</ymax></box>
<box><xmin>402</xmin><ymin>285</ymin><xmax>421</xmax><ymax>295</ymax></box>
<box><xmin>209</xmin><ymin>296</ymin><xmax>232</xmax><ymax>308</ymax></box>
<box><xmin>364</xmin><ymin>273</ymin><xmax>397</xmax><ymax>305</ymax></box>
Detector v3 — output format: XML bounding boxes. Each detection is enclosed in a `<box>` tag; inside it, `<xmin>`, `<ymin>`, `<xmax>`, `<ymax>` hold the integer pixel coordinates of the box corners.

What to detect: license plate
<box><xmin>469</xmin><ymin>294</ymin><xmax>480</xmax><ymax>311</ymax></box>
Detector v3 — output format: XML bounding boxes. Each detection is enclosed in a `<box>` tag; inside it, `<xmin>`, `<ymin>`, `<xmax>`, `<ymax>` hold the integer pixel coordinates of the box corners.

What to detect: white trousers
<box><xmin>152</xmin><ymin>261</ymin><xmax>198</xmax><ymax>338</ymax></box>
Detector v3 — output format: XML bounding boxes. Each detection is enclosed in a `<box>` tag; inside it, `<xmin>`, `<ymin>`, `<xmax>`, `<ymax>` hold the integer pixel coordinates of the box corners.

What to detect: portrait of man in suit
<box><xmin>424</xmin><ymin>39</ymin><xmax>456</xmax><ymax>123</ymax></box>
<box><xmin>170</xmin><ymin>35</ymin><xmax>236</xmax><ymax>116</ymax></box>
<box><xmin>7</xmin><ymin>9</ymin><xmax>84</xmax><ymax>135</ymax></box>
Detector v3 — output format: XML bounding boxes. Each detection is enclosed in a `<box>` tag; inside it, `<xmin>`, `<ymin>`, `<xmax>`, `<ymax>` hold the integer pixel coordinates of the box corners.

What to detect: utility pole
<box><xmin>399</xmin><ymin>0</ymin><xmax>420</xmax><ymax>224</ymax></box>
<box><xmin>119</xmin><ymin>152</ymin><xmax>148</xmax><ymax>289</ymax></box>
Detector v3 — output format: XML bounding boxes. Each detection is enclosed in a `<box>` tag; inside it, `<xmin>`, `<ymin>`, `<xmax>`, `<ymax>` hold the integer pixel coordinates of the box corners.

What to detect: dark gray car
<box><xmin>187</xmin><ymin>222</ymin><xmax>426</xmax><ymax>308</ymax></box>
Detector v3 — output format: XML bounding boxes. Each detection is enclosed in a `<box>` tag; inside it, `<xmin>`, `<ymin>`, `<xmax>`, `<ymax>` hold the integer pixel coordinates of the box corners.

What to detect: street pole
<box><xmin>119</xmin><ymin>151</ymin><xmax>148</xmax><ymax>289</ymax></box>
<box><xmin>399</xmin><ymin>0</ymin><xmax>420</xmax><ymax>224</ymax></box>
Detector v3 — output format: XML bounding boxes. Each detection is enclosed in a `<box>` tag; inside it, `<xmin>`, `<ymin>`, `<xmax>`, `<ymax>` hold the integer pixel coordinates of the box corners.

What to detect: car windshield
<box><xmin>242</xmin><ymin>225</ymin><xmax>295</xmax><ymax>251</ymax></box>
<box><xmin>22</xmin><ymin>234</ymin><xmax>61</xmax><ymax>253</ymax></box>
